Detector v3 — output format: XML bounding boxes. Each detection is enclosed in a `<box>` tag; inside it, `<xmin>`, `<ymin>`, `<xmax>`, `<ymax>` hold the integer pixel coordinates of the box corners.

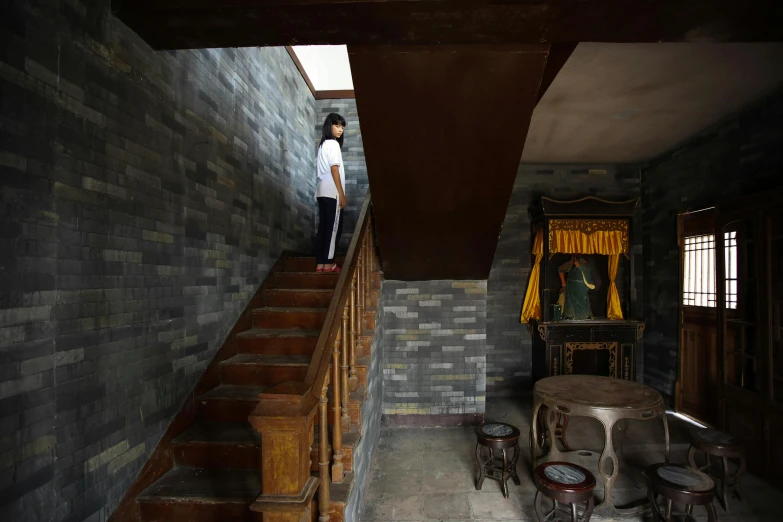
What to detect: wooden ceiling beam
<box><xmin>115</xmin><ymin>1</ymin><xmax>783</xmax><ymax>49</ymax></box>
<box><xmin>348</xmin><ymin>45</ymin><xmax>548</xmax><ymax>280</ymax></box>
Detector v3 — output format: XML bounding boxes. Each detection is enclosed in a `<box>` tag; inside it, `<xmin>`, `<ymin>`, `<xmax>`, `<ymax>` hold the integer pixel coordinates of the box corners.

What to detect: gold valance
<box><xmin>549</xmin><ymin>219</ymin><xmax>629</xmax><ymax>255</ymax></box>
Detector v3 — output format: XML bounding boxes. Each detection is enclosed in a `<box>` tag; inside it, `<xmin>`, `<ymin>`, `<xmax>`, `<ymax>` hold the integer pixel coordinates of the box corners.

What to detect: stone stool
<box><xmin>475</xmin><ymin>422</ymin><xmax>521</xmax><ymax>498</ymax></box>
<box><xmin>646</xmin><ymin>463</ymin><xmax>718</xmax><ymax>521</ymax></box>
<box><xmin>533</xmin><ymin>461</ymin><xmax>595</xmax><ymax>522</ymax></box>
<box><xmin>688</xmin><ymin>427</ymin><xmax>746</xmax><ymax>511</ymax></box>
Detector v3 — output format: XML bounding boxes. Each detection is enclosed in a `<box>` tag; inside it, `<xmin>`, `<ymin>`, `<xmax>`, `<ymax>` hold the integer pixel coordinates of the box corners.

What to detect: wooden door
<box><xmin>765</xmin><ymin>206</ymin><xmax>783</xmax><ymax>479</ymax></box>
<box><xmin>677</xmin><ymin>209</ymin><xmax>719</xmax><ymax>425</ymax></box>
<box><xmin>717</xmin><ymin>210</ymin><xmax>767</xmax><ymax>471</ymax></box>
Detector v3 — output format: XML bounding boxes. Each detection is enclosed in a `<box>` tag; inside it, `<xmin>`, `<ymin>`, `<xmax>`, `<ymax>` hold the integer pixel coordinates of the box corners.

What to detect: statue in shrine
<box><xmin>557</xmin><ymin>255</ymin><xmax>595</xmax><ymax>320</ymax></box>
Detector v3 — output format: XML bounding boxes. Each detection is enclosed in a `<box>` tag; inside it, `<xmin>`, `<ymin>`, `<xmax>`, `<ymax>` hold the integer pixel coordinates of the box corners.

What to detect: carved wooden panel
<box><xmin>551</xmin><ymin>344</ymin><xmax>562</xmax><ymax>376</ymax></box>
<box><xmin>565</xmin><ymin>342</ymin><xmax>617</xmax><ymax>378</ymax></box>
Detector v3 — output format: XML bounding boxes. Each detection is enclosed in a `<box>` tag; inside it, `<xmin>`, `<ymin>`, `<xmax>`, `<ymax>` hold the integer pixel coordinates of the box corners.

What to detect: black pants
<box><xmin>316</xmin><ymin>197</ymin><xmax>343</xmax><ymax>264</ymax></box>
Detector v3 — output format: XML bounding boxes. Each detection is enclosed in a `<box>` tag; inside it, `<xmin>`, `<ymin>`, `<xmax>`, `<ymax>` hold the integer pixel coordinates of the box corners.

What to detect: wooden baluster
<box><xmin>318</xmin><ymin>376</ymin><xmax>330</xmax><ymax>522</ymax></box>
<box><xmin>363</xmin><ymin>228</ymin><xmax>369</xmax><ymax>311</ymax></box>
<box><xmin>340</xmin><ymin>301</ymin><xmax>350</xmax><ymax>432</ymax></box>
<box><xmin>331</xmin><ymin>331</ymin><xmax>343</xmax><ymax>482</ymax></box>
<box><xmin>356</xmin><ymin>249</ymin><xmax>365</xmax><ymax>339</ymax></box>
<box><xmin>349</xmin><ymin>253</ymin><xmax>360</xmax><ymax>392</ymax></box>
<box><xmin>366</xmin><ymin>217</ymin><xmax>372</xmax><ymax>276</ymax></box>
<box><xmin>350</xmin><ymin>271</ymin><xmax>358</xmax><ymax>393</ymax></box>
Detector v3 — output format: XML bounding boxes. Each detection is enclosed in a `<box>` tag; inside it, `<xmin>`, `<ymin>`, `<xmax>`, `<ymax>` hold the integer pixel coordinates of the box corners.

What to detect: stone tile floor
<box><xmin>359</xmin><ymin>398</ymin><xmax>782</xmax><ymax>521</ymax></box>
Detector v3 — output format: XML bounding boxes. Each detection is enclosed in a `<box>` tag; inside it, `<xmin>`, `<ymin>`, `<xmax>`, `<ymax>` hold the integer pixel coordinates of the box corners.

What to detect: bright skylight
<box><xmin>292</xmin><ymin>45</ymin><xmax>354</xmax><ymax>91</ymax></box>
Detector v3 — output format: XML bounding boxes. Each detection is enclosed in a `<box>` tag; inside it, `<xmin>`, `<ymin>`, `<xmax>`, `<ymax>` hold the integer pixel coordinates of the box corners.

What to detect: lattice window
<box><xmin>724</xmin><ymin>231</ymin><xmax>738</xmax><ymax>309</ymax></box>
<box><xmin>682</xmin><ymin>233</ymin><xmax>737</xmax><ymax>309</ymax></box>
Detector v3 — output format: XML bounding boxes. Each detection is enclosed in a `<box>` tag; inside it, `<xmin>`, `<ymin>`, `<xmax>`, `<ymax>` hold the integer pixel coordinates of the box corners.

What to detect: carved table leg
<box><xmin>597</xmin><ymin>419</ymin><xmax>619</xmax><ymax>512</ymax></box>
<box><xmin>531</xmin><ymin>402</ymin><xmax>541</xmax><ymax>470</ymax></box>
<box><xmin>687</xmin><ymin>446</ymin><xmax>698</xmax><ymax>469</ymax></box>
<box><xmin>501</xmin><ymin>448</ymin><xmax>509</xmax><ymax>498</ymax></box>
<box><xmin>546</xmin><ymin>405</ymin><xmax>563</xmax><ymax>462</ymax></box>
<box><xmin>558</xmin><ymin>413</ymin><xmax>571</xmax><ymax>451</ymax></box>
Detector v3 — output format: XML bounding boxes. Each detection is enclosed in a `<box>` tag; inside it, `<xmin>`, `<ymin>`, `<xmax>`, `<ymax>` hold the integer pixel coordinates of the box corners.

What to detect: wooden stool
<box><xmin>535</xmin><ymin>405</ymin><xmax>570</xmax><ymax>451</ymax></box>
<box><xmin>646</xmin><ymin>463</ymin><xmax>718</xmax><ymax>521</ymax></box>
<box><xmin>688</xmin><ymin>427</ymin><xmax>746</xmax><ymax>511</ymax></box>
<box><xmin>475</xmin><ymin>422</ymin><xmax>521</xmax><ymax>498</ymax></box>
<box><xmin>533</xmin><ymin>461</ymin><xmax>595</xmax><ymax>522</ymax></box>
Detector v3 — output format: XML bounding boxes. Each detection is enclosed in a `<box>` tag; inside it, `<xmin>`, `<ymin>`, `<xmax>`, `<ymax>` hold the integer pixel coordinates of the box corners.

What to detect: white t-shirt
<box><xmin>315</xmin><ymin>140</ymin><xmax>345</xmax><ymax>200</ymax></box>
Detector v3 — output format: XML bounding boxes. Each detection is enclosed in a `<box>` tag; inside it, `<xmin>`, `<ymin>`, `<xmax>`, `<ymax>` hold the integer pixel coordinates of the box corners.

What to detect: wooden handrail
<box><xmin>251</xmin><ymin>193</ymin><xmax>374</xmax><ymax>522</ymax></box>
<box><xmin>304</xmin><ymin>192</ymin><xmax>372</xmax><ymax>396</ymax></box>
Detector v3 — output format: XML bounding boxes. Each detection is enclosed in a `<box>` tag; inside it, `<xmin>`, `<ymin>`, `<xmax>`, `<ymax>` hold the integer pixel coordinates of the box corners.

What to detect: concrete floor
<box><xmin>360</xmin><ymin>398</ymin><xmax>782</xmax><ymax>521</ymax></box>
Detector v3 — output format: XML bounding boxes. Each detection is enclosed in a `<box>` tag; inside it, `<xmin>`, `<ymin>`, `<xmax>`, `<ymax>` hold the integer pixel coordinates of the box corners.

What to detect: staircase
<box><xmin>124</xmin><ymin>251</ymin><xmax>380</xmax><ymax>522</ymax></box>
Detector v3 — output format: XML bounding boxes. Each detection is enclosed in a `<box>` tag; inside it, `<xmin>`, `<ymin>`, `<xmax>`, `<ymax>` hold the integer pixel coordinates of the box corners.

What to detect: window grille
<box><xmin>724</xmin><ymin>231</ymin><xmax>738</xmax><ymax>310</ymax></box>
<box><xmin>682</xmin><ymin>233</ymin><xmax>737</xmax><ymax>309</ymax></box>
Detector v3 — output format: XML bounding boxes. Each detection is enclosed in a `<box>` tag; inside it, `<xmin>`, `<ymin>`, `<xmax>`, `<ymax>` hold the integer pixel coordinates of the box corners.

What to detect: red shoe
<box><xmin>325</xmin><ymin>264</ymin><xmax>341</xmax><ymax>273</ymax></box>
<box><xmin>316</xmin><ymin>266</ymin><xmax>324</xmax><ymax>273</ymax></box>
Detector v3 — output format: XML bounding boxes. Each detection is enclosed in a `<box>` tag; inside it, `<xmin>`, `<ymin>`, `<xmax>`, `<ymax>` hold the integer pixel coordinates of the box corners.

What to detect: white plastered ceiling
<box><xmin>522</xmin><ymin>43</ymin><xmax>783</xmax><ymax>163</ymax></box>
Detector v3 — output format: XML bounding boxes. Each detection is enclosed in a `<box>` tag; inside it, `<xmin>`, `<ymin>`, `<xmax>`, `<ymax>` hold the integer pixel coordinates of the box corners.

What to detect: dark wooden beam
<box><xmin>536</xmin><ymin>43</ymin><xmax>577</xmax><ymax>104</ymax></box>
<box><xmin>316</xmin><ymin>90</ymin><xmax>355</xmax><ymax>100</ymax></box>
<box><xmin>115</xmin><ymin>1</ymin><xmax>783</xmax><ymax>49</ymax></box>
<box><xmin>349</xmin><ymin>45</ymin><xmax>548</xmax><ymax>280</ymax></box>
<box><xmin>285</xmin><ymin>46</ymin><xmax>316</xmax><ymax>97</ymax></box>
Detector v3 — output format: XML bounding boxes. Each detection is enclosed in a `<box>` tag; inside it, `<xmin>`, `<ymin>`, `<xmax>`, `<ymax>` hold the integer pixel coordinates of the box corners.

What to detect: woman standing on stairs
<box><xmin>315</xmin><ymin>112</ymin><xmax>347</xmax><ymax>273</ymax></box>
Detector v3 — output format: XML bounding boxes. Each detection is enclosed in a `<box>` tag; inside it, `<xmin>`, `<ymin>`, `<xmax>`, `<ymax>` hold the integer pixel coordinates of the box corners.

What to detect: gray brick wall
<box><xmin>487</xmin><ymin>165</ymin><xmax>641</xmax><ymax>396</ymax></box>
<box><xmin>640</xmin><ymin>88</ymin><xmax>783</xmax><ymax>401</ymax></box>
<box><xmin>314</xmin><ymin>99</ymin><xmax>367</xmax><ymax>252</ymax></box>
<box><xmin>0</xmin><ymin>1</ymin><xmax>316</xmax><ymax>520</ymax></box>
<box><xmin>381</xmin><ymin>281</ymin><xmax>487</xmax><ymax>416</ymax></box>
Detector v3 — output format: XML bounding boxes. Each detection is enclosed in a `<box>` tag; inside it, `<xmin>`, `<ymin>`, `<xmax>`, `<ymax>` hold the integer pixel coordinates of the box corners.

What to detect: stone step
<box><xmin>172</xmin><ymin>422</ymin><xmax>261</xmax><ymax>470</ymax></box>
<box><xmin>252</xmin><ymin>307</ymin><xmax>327</xmax><ymax>330</ymax></box>
<box><xmin>197</xmin><ymin>385</ymin><xmax>270</xmax><ymax>423</ymax></box>
<box><xmin>264</xmin><ymin>288</ymin><xmax>334</xmax><ymax>308</ymax></box>
<box><xmin>138</xmin><ymin>467</ymin><xmax>262</xmax><ymax>522</ymax></box>
<box><xmin>284</xmin><ymin>256</ymin><xmax>344</xmax><ymax>273</ymax></box>
<box><xmin>219</xmin><ymin>354</ymin><xmax>311</xmax><ymax>386</ymax></box>
<box><xmin>275</xmin><ymin>272</ymin><xmax>339</xmax><ymax>289</ymax></box>
<box><xmin>236</xmin><ymin>328</ymin><xmax>320</xmax><ymax>356</ymax></box>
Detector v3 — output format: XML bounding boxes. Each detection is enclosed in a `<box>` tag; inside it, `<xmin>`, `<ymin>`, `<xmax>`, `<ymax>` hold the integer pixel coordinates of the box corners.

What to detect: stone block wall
<box><xmin>314</xmin><ymin>99</ymin><xmax>367</xmax><ymax>252</ymax></box>
<box><xmin>381</xmin><ymin>281</ymin><xmax>487</xmax><ymax>421</ymax></box>
<box><xmin>640</xmin><ymin>88</ymin><xmax>783</xmax><ymax>400</ymax></box>
<box><xmin>0</xmin><ymin>1</ymin><xmax>315</xmax><ymax>520</ymax></box>
<box><xmin>487</xmin><ymin>165</ymin><xmax>641</xmax><ymax>396</ymax></box>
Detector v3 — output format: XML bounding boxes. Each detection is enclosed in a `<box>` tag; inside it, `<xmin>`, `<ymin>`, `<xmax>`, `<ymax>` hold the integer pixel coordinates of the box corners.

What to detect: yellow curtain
<box><xmin>549</xmin><ymin>229</ymin><xmax>626</xmax><ymax>255</ymax></box>
<box><xmin>521</xmin><ymin>229</ymin><xmax>544</xmax><ymax>324</ymax></box>
<box><xmin>607</xmin><ymin>254</ymin><xmax>623</xmax><ymax>320</ymax></box>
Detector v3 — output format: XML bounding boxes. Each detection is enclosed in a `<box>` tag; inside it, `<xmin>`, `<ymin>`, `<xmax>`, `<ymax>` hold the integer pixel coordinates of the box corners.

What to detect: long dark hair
<box><xmin>320</xmin><ymin>113</ymin><xmax>346</xmax><ymax>148</ymax></box>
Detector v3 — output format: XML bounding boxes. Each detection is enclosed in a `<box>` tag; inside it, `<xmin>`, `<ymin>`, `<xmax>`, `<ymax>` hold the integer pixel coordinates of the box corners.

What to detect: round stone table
<box><xmin>531</xmin><ymin>375</ymin><xmax>670</xmax><ymax>516</ymax></box>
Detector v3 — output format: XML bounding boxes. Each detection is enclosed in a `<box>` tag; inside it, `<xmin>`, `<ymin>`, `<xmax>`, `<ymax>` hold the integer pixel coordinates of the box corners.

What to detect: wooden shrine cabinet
<box><xmin>716</xmin><ymin>189</ymin><xmax>783</xmax><ymax>486</ymax></box>
<box><xmin>526</xmin><ymin>197</ymin><xmax>645</xmax><ymax>382</ymax></box>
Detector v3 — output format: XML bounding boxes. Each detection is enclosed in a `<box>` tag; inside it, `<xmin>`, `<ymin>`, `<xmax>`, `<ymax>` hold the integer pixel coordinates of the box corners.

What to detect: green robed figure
<box><xmin>557</xmin><ymin>255</ymin><xmax>595</xmax><ymax>320</ymax></box>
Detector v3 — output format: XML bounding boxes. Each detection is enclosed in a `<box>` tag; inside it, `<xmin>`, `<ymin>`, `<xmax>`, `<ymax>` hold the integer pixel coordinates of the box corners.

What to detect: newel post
<box><xmin>249</xmin><ymin>387</ymin><xmax>319</xmax><ymax>522</ymax></box>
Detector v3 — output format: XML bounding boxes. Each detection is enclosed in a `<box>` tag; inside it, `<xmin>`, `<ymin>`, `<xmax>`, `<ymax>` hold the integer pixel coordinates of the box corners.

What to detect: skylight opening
<box><xmin>291</xmin><ymin>45</ymin><xmax>354</xmax><ymax>91</ymax></box>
